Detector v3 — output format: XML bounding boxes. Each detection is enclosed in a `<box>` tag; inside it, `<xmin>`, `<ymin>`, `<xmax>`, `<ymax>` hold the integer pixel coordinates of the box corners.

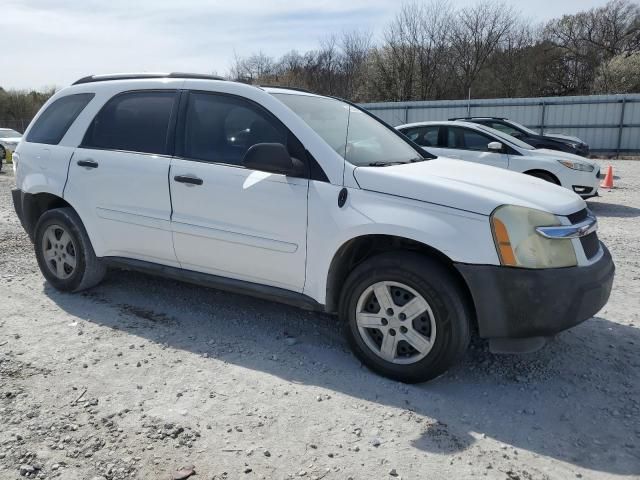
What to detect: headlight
<box><xmin>491</xmin><ymin>205</ymin><xmax>577</xmax><ymax>268</ymax></box>
<box><xmin>557</xmin><ymin>159</ymin><xmax>594</xmax><ymax>172</ymax></box>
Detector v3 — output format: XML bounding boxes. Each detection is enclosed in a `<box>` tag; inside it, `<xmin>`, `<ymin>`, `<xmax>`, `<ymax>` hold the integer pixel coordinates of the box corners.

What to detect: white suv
<box><xmin>12</xmin><ymin>73</ymin><xmax>614</xmax><ymax>383</ymax></box>
<box><xmin>397</xmin><ymin>121</ymin><xmax>601</xmax><ymax>198</ymax></box>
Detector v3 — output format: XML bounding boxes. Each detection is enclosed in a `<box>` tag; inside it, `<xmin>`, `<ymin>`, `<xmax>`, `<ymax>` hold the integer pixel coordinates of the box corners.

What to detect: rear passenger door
<box><xmin>169</xmin><ymin>91</ymin><xmax>309</xmax><ymax>292</ymax></box>
<box><xmin>64</xmin><ymin>90</ymin><xmax>180</xmax><ymax>265</ymax></box>
<box><xmin>442</xmin><ymin>126</ymin><xmax>509</xmax><ymax>169</ymax></box>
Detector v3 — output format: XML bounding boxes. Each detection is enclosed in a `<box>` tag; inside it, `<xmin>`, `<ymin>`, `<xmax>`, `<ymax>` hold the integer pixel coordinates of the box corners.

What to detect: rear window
<box><xmin>26</xmin><ymin>93</ymin><xmax>94</xmax><ymax>145</ymax></box>
<box><xmin>82</xmin><ymin>91</ymin><xmax>177</xmax><ymax>155</ymax></box>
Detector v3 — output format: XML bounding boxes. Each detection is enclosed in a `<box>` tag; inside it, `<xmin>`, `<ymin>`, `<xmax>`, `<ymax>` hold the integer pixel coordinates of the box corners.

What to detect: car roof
<box><xmin>62</xmin><ymin>72</ymin><xmax>329</xmax><ymax>104</ymax></box>
<box><xmin>396</xmin><ymin>120</ymin><xmax>485</xmax><ymax>129</ymax></box>
<box><xmin>67</xmin><ymin>73</ymin><xmax>324</xmax><ymax>98</ymax></box>
<box><xmin>72</xmin><ymin>72</ymin><xmax>226</xmax><ymax>85</ymax></box>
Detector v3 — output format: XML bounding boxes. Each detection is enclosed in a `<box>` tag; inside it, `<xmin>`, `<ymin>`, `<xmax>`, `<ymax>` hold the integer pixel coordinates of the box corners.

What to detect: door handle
<box><xmin>77</xmin><ymin>159</ymin><xmax>98</xmax><ymax>168</ymax></box>
<box><xmin>174</xmin><ymin>175</ymin><xmax>203</xmax><ymax>186</ymax></box>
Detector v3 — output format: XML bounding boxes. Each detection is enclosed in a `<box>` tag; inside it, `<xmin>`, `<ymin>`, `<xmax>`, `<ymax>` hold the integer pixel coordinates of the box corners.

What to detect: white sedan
<box><xmin>0</xmin><ymin>128</ymin><xmax>22</xmax><ymax>171</ymax></box>
<box><xmin>397</xmin><ymin>121</ymin><xmax>600</xmax><ymax>198</ymax></box>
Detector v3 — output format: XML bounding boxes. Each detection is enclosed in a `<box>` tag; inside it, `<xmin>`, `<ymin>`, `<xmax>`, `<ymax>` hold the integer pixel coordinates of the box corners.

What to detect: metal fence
<box><xmin>361</xmin><ymin>94</ymin><xmax>640</xmax><ymax>156</ymax></box>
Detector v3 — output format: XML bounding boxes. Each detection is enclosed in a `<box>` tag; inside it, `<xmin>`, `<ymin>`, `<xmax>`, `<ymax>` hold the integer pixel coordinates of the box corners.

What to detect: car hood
<box><xmin>545</xmin><ymin>133</ymin><xmax>584</xmax><ymax>144</ymax></box>
<box><xmin>527</xmin><ymin>148</ymin><xmax>598</xmax><ymax>167</ymax></box>
<box><xmin>0</xmin><ymin>137</ymin><xmax>21</xmax><ymax>146</ymax></box>
<box><xmin>353</xmin><ymin>158</ymin><xmax>585</xmax><ymax>216</ymax></box>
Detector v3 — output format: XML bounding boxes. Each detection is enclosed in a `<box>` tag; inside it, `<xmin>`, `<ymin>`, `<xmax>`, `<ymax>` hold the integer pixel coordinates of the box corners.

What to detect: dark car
<box><xmin>449</xmin><ymin>117</ymin><xmax>589</xmax><ymax>157</ymax></box>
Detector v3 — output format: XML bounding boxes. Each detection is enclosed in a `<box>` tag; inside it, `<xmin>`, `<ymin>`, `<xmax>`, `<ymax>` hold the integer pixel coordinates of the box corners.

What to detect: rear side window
<box><xmin>26</xmin><ymin>93</ymin><xmax>94</xmax><ymax>145</ymax></box>
<box><xmin>182</xmin><ymin>92</ymin><xmax>287</xmax><ymax>166</ymax></box>
<box><xmin>83</xmin><ymin>91</ymin><xmax>177</xmax><ymax>155</ymax></box>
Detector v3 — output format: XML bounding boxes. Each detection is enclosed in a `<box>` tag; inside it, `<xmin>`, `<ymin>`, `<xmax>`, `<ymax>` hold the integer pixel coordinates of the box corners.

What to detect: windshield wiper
<box><xmin>368</xmin><ymin>157</ymin><xmax>430</xmax><ymax>167</ymax></box>
<box><xmin>367</xmin><ymin>161</ymin><xmax>408</xmax><ymax>167</ymax></box>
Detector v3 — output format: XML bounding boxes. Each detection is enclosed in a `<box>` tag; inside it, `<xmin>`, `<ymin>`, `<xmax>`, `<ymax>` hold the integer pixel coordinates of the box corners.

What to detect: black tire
<box><xmin>526</xmin><ymin>170</ymin><xmax>559</xmax><ymax>185</ymax></box>
<box><xmin>339</xmin><ymin>252</ymin><xmax>471</xmax><ymax>383</ymax></box>
<box><xmin>34</xmin><ymin>208</ymin><xmax>106</xmax><ymax>292</ymax></box>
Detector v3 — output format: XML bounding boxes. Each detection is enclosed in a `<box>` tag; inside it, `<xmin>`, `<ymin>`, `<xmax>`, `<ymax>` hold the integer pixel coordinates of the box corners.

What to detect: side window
<box><xmin>409</xmin><ymin>126</ymin><xmax>439</xmax><ymax>147</ymax></box>
<box><xmin>26</xmin><ymin>93</ymin><xmax>94</xmax><ymax>145</ymax></box>
<box><xmin>182</xmin><ymin>92</ymin><xmax>287</xmax><ymax>166</ymax></box>
<box><xmin>447</xmin><ymin>127</ymin><xmax>493</xmax><ymax>152</ymax></box>
<box><xmin>82</xmin><ymin>91</ymin><xmax>176</xmax><ymax>155</ymax></box>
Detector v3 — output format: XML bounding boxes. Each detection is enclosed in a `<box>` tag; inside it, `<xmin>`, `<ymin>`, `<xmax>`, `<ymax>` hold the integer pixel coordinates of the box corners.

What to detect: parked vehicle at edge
<box><xmin>12</xmin><ymin>73</ymin><xmax>614</xmax><ymax>383</ymax></box>
<box><xmin>0</xmin><ymin>128</ymin><xmax>22</xmax><ymax>171</ymax></box>
<box><xmin>397</xmin><ymin>120</ymin><xmax>600</xmax><ymax>198</ymax></box>
<box><xmin>450</xmin><ymin>117</ymin><xmax>590</xmax><ymax>157</ymax></box>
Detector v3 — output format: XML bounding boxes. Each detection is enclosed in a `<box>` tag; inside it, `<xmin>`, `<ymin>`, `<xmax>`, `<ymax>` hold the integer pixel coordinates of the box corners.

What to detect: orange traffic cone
<box><xmin>600</xmin><ymin>165</ymin><xmax>614</xmax><ymax>189</ymax></box>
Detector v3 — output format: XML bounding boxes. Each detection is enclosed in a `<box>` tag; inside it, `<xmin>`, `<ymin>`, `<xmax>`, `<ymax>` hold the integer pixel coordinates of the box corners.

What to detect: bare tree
<box><xmin>448</xmin><ymin>1</ymin><xmax>516</xmax><ymax>97</ymax></box>
<box><xmin>488</xmin><ymin>20</ymin><xmax>537</xmax><ymax>97</ymax></box>
<box><xmin>544</xmin><ymin>0</ymin><xmax>640</xmax><ymax>94</ymax></box>
<box><xmin>371</xmin><ymin>3</ymin><xmax>420</xmax><ymax>101</ymax></box>
<box><xmin>226</xmin><ymin>0</ymin><xmax>640</xmax><ymax>102</ymax></box>
<box><xmin>341</xmin><ymin>30</ymin><xmax>373</xmax><ymax>101</ymax></box>
<box><xmin>231</xmin><ymin>51</ymin><xmax>275</xmax><ymax>83</ymax></box>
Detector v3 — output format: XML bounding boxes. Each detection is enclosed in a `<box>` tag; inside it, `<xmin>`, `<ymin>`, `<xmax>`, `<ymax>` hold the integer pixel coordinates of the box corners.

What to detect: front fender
<box><xmin>303</xmin><ymin>182</ymin><xmax>499</xmax><ymax>305</ymax></box>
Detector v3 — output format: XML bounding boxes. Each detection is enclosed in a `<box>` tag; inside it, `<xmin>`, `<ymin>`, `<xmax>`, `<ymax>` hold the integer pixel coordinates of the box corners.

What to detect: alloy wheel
<box><xmin>41</xmin><ymin>224</ymin><xmax>77</xmax><ymax>280</ymax></box>
<box><xmin>355</xmin><ymin>281</ymin><xmax>436</xmax><ymax>365</ymax></box>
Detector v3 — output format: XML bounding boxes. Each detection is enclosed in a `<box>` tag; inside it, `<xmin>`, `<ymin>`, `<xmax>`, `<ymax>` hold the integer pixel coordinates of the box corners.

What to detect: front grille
<box><xmin>567</xmin><ymin>208</ymin><xmax>588</xmax><ymax>224</ymax></box>
<box><xmin>566</xmin><ymin>208</ymin><xmax>600</xmax><ymax>259</ymax></box>
<box><xmin>580</xmin><ymin>232</ymin><xmax>599</xmax><ymax>259</ymax></box>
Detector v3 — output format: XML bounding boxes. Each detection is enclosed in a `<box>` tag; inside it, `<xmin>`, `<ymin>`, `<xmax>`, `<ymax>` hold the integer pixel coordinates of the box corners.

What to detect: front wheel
<box><xmin>340</xmin><ymin>252</ymin><xmax>471</xmax><ymax>383</ymax></box>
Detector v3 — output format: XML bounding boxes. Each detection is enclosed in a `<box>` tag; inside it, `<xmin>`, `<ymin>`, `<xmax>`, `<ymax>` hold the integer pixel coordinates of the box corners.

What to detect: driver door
<box><xmin>443</xmin><ymin>126</ymin><xmax>509</xmax><ymax>169</ymax></box>
<box><xmin>169</xmin><ymin>91</ymin><xmax>309</xmax><ymax>292</ymax></box>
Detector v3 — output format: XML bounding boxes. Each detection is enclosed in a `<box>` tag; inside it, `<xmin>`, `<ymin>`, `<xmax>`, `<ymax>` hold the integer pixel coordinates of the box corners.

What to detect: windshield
<box><xmin>273</xmin><ymin>93</ymin><xmax>425</xmax><ymax>166</ymax></box>
<box><xmin>0</xmin><ymin>129</ymin><xmax>21</xmax><ymax>138</ymax></box>
<box><xmin>473</xmin><ymin>123</ymin><xmax>535</xmax><ymax>150</ymax></box>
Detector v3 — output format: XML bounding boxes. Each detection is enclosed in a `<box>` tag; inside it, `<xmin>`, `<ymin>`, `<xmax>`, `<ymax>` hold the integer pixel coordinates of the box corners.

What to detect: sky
<box><xmin>2</xmin><ymin>0</ymin><xmax>612</xmax><ymax>90</ymax></box>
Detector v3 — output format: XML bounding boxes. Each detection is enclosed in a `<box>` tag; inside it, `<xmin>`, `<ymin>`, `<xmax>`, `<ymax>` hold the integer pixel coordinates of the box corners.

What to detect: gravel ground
<box><xmin>0</xmin><ymin>161</ymin><xmax>638</xmax><ymax>480</ymax></box>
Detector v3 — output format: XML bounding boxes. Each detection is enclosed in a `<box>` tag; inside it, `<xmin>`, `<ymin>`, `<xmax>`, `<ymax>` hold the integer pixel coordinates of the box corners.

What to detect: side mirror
<box><xmin>242</xmin><ymin>143</ymin><xmax>306</xmax><ymax>177</ymax></box>
<box><xmin>488</xmin><ymin>141</ymin><xmax>504</xmax><ymax>152</ymax></box>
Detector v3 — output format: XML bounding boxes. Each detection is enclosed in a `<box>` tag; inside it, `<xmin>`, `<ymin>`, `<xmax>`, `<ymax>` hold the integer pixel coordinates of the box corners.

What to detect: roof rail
<box><xmin>448</xmin><ymin>116</ymin><xmax>506</xmax><ymax>121</ymax></box>
<box><xmin>260</xmin><ymin>84</ymin><xmax>312</xmax><ymax>94</ymax></box>
<box><xmin>72</xmin><ymin>72</ymin><xmax>226</xmax><ymax>85</ymax></box>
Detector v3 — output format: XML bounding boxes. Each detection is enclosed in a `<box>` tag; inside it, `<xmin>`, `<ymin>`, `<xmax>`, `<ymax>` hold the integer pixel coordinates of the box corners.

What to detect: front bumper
<box><xmin>455</xmin><ymin>244</ymin><xmax>614</xmax><ymax>341</ymax></box>
<box><xmin>569</xmin><ymin>166</ymin><xmax>600</xmax><ymax>198</ymax></box>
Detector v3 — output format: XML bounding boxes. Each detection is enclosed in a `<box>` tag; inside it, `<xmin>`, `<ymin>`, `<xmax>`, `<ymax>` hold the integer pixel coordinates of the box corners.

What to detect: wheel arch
<box><xmin>19</xmin><ymin>191</ymin><xmax>75</xmax><ymax>241</ymax></box>
<box><xmin>324</xmin><ymin>234</ymin><xmax>477</xmax><ymax>328</ymax></box>
<box><xmin>523</xmin><ymin>169</ymin><xmax>561</xmax><ymax>185</ymax></box>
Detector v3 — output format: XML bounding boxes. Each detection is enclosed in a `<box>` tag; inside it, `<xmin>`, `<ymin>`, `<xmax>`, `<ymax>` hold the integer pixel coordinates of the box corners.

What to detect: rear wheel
<box><xmin>34</xmin><ymin>208</ymin><xmax>106</xmax><ymax>292</ymax></box>
<box><xmin>340</xmin><ymin>252</ymin><xmax>471</xmax><ymax>383</ymax></box>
